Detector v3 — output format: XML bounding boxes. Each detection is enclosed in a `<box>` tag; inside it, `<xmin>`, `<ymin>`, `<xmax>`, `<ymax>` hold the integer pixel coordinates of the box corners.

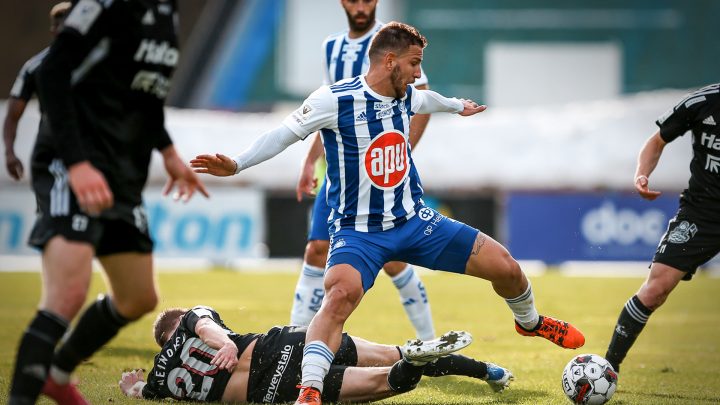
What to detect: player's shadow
<box><xmin>615</xmin><ymin>389</ymin><xmax>720</xmax><ymax>404</ymax></box>
<box><xmin>97</xmin><ymin>346</ymin><xmax>158</xmax><ymax>358</ymax></box>
<box><xmin>407</xmin><ymin>378</ymin><xmax>548</xmax><ymax>404</ymax></box>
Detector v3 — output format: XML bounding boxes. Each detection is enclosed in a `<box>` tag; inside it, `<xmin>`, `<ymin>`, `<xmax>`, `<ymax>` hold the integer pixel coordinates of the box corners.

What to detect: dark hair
<box><xmin>368</xmin><ymin>21</ymin><xmax>427</xmax><ymax>61</ymax></box>
<box><xmin>153</xmin><ymin>307</ymin><xmax>188</xmax><ymax>347</ymax></box>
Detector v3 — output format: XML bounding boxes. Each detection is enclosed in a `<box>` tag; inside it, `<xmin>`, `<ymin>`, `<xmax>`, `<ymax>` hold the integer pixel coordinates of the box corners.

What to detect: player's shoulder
<box><xmin>328</xmin><ymin>76</ymin><xmax>363</xmax><ymax>94</ymax></box>
<box><xmin>322</xmin><ymin>29</ymin><xmax>349</xmax><ymax>46</ymax></box>
<box><xmin>19</xmin><ymin>48</ymin><xmax>50</xmax><ymax>75</ymax></box>
<box><xmin>676</xmin><ymin>83</ymin><xmax>720</xmax><ymax>109</ymax></box>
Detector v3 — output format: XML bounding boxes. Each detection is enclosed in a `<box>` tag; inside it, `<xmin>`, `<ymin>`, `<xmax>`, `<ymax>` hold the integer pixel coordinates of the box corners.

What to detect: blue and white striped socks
<box><xmin>391</xmin><ymin>265</ymin><xmax>435</xmax><ymax>341</ymax></box>
<box><xmin>505</xmin><ymin>283</ymin><xmax>540</xmax><ymax>330</ymax></box>
<box><xmin>290</xmin><ymin>263</ymin><xmax>325</xmax><ymax>326</ymax></box>
<box><xmin>301</xmin><ymin>341</ymin><xmax>334</xmax><ymax>392</ymax></box>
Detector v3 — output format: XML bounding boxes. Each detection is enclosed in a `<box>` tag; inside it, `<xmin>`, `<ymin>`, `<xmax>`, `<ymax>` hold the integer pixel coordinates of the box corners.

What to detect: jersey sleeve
<box><xmin>9</xmin><ymin>62</ymin><xmax>36</xmax><ymax>101</ymax></box>
<box><xmin>411</xmin><ymin>88</ymin><xmax>464</xmax><ymax>115</ymax></box>
<box><xmin>281</xmin><ymin>86</ymin><xmax>337</xmax><ymax>139</ymax></box>
<box><xmin>35</xmin><ymin>0</ymin><xmax>117</xmax><ymax>167</ymax></box>
<box><xmin>181</xmin><ymin>306</ymin><xmax>232</xmax><ymax>334</ymax></box>
<box><xmin>656</xmin><ymin>87</ymin><xmax>719</xmax><ymax>143</ymax></box>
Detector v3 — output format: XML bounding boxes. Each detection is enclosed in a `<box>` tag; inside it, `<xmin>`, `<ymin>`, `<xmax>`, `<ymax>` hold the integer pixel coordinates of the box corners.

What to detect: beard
<box><xmin>390</xmin><ymin>65</ymin><xmax>408</xmax><ymax>99</ymax></box>
<box><xmin>346</xmin><ymin>7</ymin><xmax>376</xmax><ymax>33</ymax></box>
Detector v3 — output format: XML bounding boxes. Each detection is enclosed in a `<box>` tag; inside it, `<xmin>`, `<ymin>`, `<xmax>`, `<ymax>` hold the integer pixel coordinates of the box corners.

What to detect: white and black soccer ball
<box><xmin>561</xmin><ymin>354</ymin><xmax>618</xmax><ymax>404</ymax></box>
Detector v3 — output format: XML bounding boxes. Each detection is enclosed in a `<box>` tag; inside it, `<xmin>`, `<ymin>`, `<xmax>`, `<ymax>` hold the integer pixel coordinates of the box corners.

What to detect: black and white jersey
<box><xmin>656</xmin><ymin>83</ymin><xmax>720</xmax><ymax>213</ymax></box>
<box><xmin>9</xmin><ymin>48</ymin><xmax>48</xmax><ymax>101</ymax></box>
<box><xmin>142</xmin><ymin>306</ymin><xmax>261</xmax><ymax>402</ymax></box>
<box><xmin>33</xmin><ymin>0</ymin><xmax>179</xmax><ymax>213</ymax></box>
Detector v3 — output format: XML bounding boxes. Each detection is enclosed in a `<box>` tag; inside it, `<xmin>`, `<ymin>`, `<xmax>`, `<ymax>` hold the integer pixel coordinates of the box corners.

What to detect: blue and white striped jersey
<box><xmin>321</xmin><ymin>20</ymin><xmax>428</xmax><ymax>86</ymax></box>
<box><xmin>283</xmin><ymin>76</ymin><xmax>457</xmax><ymax>232</ymax></box>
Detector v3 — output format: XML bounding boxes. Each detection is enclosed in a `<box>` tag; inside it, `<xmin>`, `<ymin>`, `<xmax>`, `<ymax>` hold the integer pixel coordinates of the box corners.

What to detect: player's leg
<box><xmin>9</xmin><ymin>236</ymin><xmax>94</xmax><ymax>405</ymax></box>
<box><xmin>606</xmin><ymin>213</ymin><xmax>719</xmax><ymax>373</ymax></box>
<box><xmin>605</xmin><ymin>263</ymin><xmax>685</xmax><ymax>372</ymax></box>
<box><xmin>348</xmin><ymin>335</ymin><xmax>402</xmax><ymax>366</ymax></box>
<box><xmin>463</xmin><ymin>232</ymin><xmax>585</xmax><ymax>349</ymax></box>
<box><xmin>298</xmin><ymin>264</ymin><xmax>365</xmax><ymax>398</ymax></box>
<box><xmin>382</xmin><ymin>261</ymin><xmax>435</xmax><ymax>340</ymax></box>
<box><xmin>49</xmin><ymin>220</ymin><xmax>157</xmax><ymax>390</ymax></box>
<box><xmin>291</xmin><ymin>181</ymin><xmax>332</xmax><ymax>326</ymax></box>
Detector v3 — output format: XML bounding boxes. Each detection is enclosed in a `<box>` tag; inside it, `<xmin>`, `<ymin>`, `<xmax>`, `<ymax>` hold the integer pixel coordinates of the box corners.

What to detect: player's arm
<box><xmin>194</xmin><ymin>317</ymin><xmax>239</xmax><ymax>371</ymax></box>
<box><xmin>634</xmin><ymin>130</ymin><xmax>666</xmax><ymax>201</ymax></box>
<box><xmin>191</xmin><ymin>86</ymin><xmax>335</xmax><ymax>177</ymax></box>
<box><xmin>3</xmin><ymin>97</ymin><xmax>28</xmax><ymax>180</ymax></box>
<box><xmin>36</xmin><ymin>0</ymin><xmax>115</xmax><ymax>215</ymax></box>
<box><xmin>408</xmin><ymin>84</ymin><xmax>430</xmax><ymax>149</ymax></box>
<box><xmin>191</xmin><ymin>125</ymin><xmax>302</xmax><ymax>176</ymax></box>
<box><xmin>296</xmin><ymin>132</ymin><xmax>324</xmax><ymax>201</ymax></box>
<box><xmin>414</xmin><ymin>89</ymin><xmax>486</xmax><ymax>116</ymax></box>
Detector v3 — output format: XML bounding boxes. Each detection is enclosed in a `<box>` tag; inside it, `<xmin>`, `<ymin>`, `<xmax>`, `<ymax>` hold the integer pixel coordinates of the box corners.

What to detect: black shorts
<box><xmin>247</xmin><ymin>326</ymin><xmax>358</xmax><ymax>404</ymax></box>
<box><xmin>28</xmin><ymin>158</ymin><xmax>153</xmax><ymax>255</ymax></box>
<box><xmin>652</xmin><ymin>208</ymin><xmax>720</xmax><ymax>280</ymax></box>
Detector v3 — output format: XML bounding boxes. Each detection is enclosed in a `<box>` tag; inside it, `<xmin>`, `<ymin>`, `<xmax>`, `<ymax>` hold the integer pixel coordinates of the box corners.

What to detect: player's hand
<box><xmin>211</xmin><ymin>342</ymin><xmax>239</xmax><ymax>372</ymax></box>
<box><xmin>296</xmin><ymin>160</ymin><xmax>318</xmax><ymax>202</ymax></box>
<box><xmin>161</xmin><ymin>146</ymin><xmax>210</xmax><ymax>202</ymax></box>
<box><xmin>5</xmin><ymin>151</ymin><xmax>24</xmax><ymax>180</ymax></box>
<box><xmin>67</xmin><ymin>161</ymin><xmax>114</xmax><ymax>216</ymax></box>
<box><xmin>635</xmin><ymin>175</ymin><xmax>661</xmax><ymax>200</ymax></box>
<box><xmin>458</xmin><ymin>99</ymin><xmax>487</xmax><ymax>116</ymax></box>
<box><xmin>190</xmin><ymin>153</ymin><xmax>238</xmax><ymax>177</ymax></box>
<box><xmin>119</xmin><ymin>369</ymin><xmax>146</xmax><ymax>398</ymax></box>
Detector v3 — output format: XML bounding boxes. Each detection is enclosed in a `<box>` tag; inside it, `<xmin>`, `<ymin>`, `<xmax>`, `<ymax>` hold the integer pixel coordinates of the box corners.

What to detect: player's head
<box><xmin>369</xmin><ymin>21</ymin><xmax>427</xmax><ymax>98</ymax></box>
<box><xmin>153</xmin><ymin>307</ymin><xmax>188</xmax><ymax>347</ymax></box>
<box><xmin>341</xmin><ymin>0</ymin><xmax>378</xmax><ymax>34</ymax></box>
<box><xmin>49</xmin><ymin>2</ymin><xmax>72</xmax><ymax>36</ymax></box>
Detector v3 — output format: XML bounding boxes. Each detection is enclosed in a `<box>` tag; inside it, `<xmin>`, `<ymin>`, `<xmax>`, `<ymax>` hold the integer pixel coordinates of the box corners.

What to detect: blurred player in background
<box><xmin>605</xmin><ymin>83</ymin><xmax>720</xmax><ymax>374</ymax></box>
<box><xmin>3</xmin><ymin>2</ymin><xmax>70</xmax><ymax>180</ymax></box>
<box><xmin>8</xmin><ymin>1</ymin><xmax>208</xmax><ymax>404</ymax></box>
<box><xmin>291</xmin><ymin>0</ymin><xmax>435</xmax><ymax>342</ymax></box>
<box><xmin>118</xmin><ymin>306</ymin><xmax>512</xmax><ymax>403</ymax></box>
<box><xmin>191</xmin><ymin>21</ymin><xmax>584</xmax><ymax>405</ymax></box>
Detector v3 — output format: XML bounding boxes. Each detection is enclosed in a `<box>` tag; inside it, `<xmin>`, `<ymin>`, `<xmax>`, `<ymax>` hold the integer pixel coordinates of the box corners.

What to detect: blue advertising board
<box><xmin>506</xmin><ymin>192</ymin><xmax>680</xmax><ymax>263</ymax></box>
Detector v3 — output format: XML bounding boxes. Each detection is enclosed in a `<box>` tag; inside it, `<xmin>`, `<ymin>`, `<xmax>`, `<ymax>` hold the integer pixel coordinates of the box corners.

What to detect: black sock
<box><xmin>422</xmin><ymin>354</ymin><xmax>489</xmax><ymax>379</ymax></box>
<box><xmin>53</xmin><ymin>295</ymin><xmax>129</xmax><ymax>373</ymax></box>
<box><xmin>9</xmin><ymin>310</ymin><xmax>68</xmax><ymax>405</ymax></box>
<box><xmin>605</xmin><ymin>295</ymin><xmax>653</xmax><ymax>372</ymax></box>
<box><xmin>387</xmin><ymin>360</ymin><xmax>425</xmax><ymax>393</ymax></box>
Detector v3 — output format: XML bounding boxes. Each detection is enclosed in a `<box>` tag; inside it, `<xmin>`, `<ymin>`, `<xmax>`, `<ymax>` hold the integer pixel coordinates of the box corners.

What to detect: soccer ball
<box><xmin>561</xmin><ymin>354</ymin><xmax>618</xmax><ymax>404</ymax></box>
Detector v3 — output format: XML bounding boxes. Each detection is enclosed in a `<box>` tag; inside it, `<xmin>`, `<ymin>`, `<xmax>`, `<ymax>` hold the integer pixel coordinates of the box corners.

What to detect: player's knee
<box><xmin>638</xmin><ymin>284</ymin><xmax>670</xmax><ymax>311</ymax></box>
<box><xmin>382</xmin><ymin>261</ymin><xmax>407</xmax><ymax>277</ymax></box>
<box><xmin>387</xmin><ymin>361</ymin><xmax>421</xmax><ymax>393</ymax></box>
<box><xmin>498</xmin><ymin>253</ymin><xmax>523</xmax><ymax>284</ymax></box>
<box><xmin>305</xmin><ymin>240</ymin><xmax>330</xmax><ymax>267</ymax></box>
<box><xmin>116</xmin><ymin>292</ymin><xmax>158</xmax><ymax>320</ymax></box>
<box><xmin>324</xmin><ymin>285</ymin><xmax>362</xmax><ymax>316</ymax></box>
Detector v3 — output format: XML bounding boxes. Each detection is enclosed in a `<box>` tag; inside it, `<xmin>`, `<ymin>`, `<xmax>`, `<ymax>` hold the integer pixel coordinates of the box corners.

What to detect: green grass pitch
<box><xmin>0</xmin><ymin>269</ymin><xmax>718</xmax><ymax>404</ymax></box>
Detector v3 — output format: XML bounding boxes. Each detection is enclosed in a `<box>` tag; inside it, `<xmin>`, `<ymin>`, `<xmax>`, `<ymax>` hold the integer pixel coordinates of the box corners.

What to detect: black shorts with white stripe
<box><xmin>28</xmin><ymin>158</ymin><xmax>153</xmax><ymax>256</ymax></box>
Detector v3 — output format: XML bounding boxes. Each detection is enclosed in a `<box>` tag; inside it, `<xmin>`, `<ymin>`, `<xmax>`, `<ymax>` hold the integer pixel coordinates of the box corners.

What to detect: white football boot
<box><xmin>401</xmin><ymin>330</ymin><xmax>473</xmax><ymax>366</ymax></box>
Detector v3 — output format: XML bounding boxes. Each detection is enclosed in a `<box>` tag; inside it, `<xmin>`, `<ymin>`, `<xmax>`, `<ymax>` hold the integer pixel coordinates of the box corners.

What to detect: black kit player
<box><xmin>3</xmin><ymin>2</ymin><xmax>71</xmax><ymax>180</ymax></box>
<box><xmin>606</xmin><ymin>83</ymin><xmax>720</xmax><ymax>374</ymax></box>
<box><xmin>118</xmin><ymin>306</ymin><xmax>513</xmax><ymax>403</ymax></box>
<box><xmin>9</xmin><ymin>1</ymin><xmax>208</xmax><ymax>404</ymax></box>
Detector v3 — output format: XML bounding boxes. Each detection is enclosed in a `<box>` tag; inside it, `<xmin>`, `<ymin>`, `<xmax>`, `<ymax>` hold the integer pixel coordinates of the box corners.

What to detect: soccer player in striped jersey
<box><xmin>191</xmin><ymin>21</ymin><xmax>585</xmax><ymax>405</ymax></box>
<box><xmin>3</xmin><ymin>2</ymin><xmax>70</xmax><ymax>180</ymax></box>
<box><xmin>290</xmin><ymin>0</ymin><xmax>435</xmax><ymax>342</ymax></box>
<box><xmin>605</xmin><ymin>84</ymin><xmax>720</xmax><ymax>375</ymax></box>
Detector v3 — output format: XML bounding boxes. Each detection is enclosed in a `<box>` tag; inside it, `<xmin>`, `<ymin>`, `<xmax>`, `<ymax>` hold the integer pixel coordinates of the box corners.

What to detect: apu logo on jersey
<box><xmin>134</xmin><ymin>39</ymin><xmax>179</xmax><ymax>67</ymax></box>
<box><xmin>364</xmin><ymin>130</ymin><xmax>408</xmax><ymax>189</ymax></box>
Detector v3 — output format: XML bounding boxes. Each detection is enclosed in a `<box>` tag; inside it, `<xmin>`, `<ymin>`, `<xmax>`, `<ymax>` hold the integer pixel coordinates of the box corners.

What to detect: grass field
<box><xmin>0</xmin><ymin>269</ymin><xmax>718</xmax><ymax>404</ymax></box>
